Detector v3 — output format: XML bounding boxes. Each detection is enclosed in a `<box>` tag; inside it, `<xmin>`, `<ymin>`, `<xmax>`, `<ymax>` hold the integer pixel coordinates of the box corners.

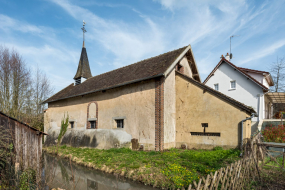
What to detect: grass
<box><xmin>44</xmin><ymin>146</ymin><xmax>240</xmax><ymax>189</ymax></box>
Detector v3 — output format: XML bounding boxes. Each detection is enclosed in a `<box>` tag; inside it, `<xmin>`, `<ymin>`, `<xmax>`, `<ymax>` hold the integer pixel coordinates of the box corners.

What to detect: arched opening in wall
<box><xmin>87</xmin><ymin>101</ymin><xmax>98</xmax><ymax>129</ymax></box>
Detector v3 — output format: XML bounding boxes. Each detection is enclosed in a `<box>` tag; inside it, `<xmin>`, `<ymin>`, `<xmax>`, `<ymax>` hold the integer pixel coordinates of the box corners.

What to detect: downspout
<box><xmin>240</xmin><ymin>113</ymin><xmax>258</xmax><ymax>156</ymax></box>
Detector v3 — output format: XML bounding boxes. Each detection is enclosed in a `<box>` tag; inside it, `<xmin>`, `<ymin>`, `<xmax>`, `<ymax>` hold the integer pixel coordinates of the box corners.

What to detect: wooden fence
<box><xmin>186</xmin><ymin>154</ymin><xmax>259</xmax><ymax>190</ymax></box>
<box><xmin>257</xmin><ymin>142</ymin><xmax>285</xmax><ymax>169</ymax></box>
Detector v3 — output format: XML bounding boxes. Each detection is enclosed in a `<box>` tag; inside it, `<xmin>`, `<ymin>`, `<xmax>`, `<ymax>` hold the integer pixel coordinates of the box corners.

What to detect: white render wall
<box><xmin>246</xmin><ymin>72</ymin><xmax>263</xmax><ymax>84</ymax></box>
<box><xmin>263</xmin><ymin>78</ymin><xmax>270</xmax><ymax>88</ymax></box>
<box><xmin>244</xmin><ymin>71</ymin><xmax>270</xmax><ymax>89</ymax></box>
<box><xmin>205</xmin><ymin>63</ymin><xmax>264</xmax><ymax>121</ymax></box>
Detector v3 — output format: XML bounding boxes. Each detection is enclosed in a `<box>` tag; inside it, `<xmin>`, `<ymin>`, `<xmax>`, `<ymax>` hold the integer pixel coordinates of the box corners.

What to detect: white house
<box><xmin>203</xmin><ymin>54</ymin><xmax>274</xmax><ymax>129</ymax></box>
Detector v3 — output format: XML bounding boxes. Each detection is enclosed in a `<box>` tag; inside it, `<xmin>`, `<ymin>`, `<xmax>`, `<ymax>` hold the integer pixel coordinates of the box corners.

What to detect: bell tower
<box><xmin>74</xmin><ymin>20</ymin><xmax>92</xmax><ymax>85</ymax></box>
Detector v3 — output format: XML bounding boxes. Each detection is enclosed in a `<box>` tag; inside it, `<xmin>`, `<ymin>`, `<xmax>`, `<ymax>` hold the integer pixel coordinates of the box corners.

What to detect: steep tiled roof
<box><xmin>43</xmin><ymin>46</ymin><xmax>189</xmax><ymax>103</ymax></box>
<box><xmin>177</xmin><ymin>71</ymin><xmax>256</xmax><ymax>115</ymax></box>
<box><xmin>238</xmin><ymin>67</ymin><xmax>274</xmax><ymax>86</ymax></box>
<box><xmin>203</xmin><ymin>58</ymin><xmax>269</xmax><ymax>91</ymax></box>
<box><xmin>74</xmin><ymin>47</ymin><xmax>92</xmax><ymax>79</ymax></box>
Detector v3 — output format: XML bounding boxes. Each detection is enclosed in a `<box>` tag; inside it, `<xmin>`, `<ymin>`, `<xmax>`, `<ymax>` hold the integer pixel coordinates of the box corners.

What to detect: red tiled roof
<box><xmin>203</xmin><ymin>58</ymin><xmax>269</xmax><ymax>91</ymax></box>
<box><xmin>238</xmin><ymin>67</ymin><xmax>270</xmax><ymax>74</ymax></box>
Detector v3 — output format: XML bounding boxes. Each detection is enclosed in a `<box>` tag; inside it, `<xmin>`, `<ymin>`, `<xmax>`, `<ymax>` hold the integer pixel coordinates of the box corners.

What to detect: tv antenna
<box><xmin>230</xmin><ymin>35</ymin><xmax>239</xmax><ymax>59</ymax></box>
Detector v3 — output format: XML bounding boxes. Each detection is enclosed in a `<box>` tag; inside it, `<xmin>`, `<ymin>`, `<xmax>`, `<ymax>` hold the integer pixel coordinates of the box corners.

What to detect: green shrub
<box><xmin>19</xmin><ymin>168</ymin><xmax>36</xmax><ymax>190</ymax></box>
<box><xmin>213</xmin><ymin>146</ymin><xmax>223</xmax><ymax>151</ymax></box>
<box><xmin>57</xmin><ymin>113</ymin><xmax>69</xmax><ymax>145</ymax></box>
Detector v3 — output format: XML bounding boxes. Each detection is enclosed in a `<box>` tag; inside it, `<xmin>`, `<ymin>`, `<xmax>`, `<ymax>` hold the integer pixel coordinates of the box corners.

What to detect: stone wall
<box><xmin>45</xmin><ymin>79</ymin><xmax>156</xmax><ymax>150</ymax></box>
<box><xmin>175</xmin><ymin>74</ymin><xmax>251</xmax><ymax>149</ymax></box>
<box><xmin>45</xmin><ymin>125</ymin><xmax>132</xmax><ymax>149</ymax></box>
<box><xmin>163</xmin><ymin>57</ymin><xmax>194</xmax><ymax>149</ymax></box>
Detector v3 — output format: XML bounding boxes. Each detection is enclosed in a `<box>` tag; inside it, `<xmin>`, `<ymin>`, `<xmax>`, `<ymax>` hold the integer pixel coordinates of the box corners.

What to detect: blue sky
<box><xmin>1</xmin><ymin>0</ymin><xmax>285</xmax><ymax>93</ymax></box>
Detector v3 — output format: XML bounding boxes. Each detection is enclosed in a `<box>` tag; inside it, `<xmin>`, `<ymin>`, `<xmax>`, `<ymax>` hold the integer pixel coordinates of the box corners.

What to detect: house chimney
<box><xmin>225</xmin><ymin>53</ymin><xmax>230</xmax><ymax>61</ymax></box>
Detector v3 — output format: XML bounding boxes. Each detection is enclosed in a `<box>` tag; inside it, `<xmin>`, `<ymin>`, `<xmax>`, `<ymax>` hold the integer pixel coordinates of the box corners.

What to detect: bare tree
<box><xmin>28</xmin><ymin>66</ymin><xmax>53</xmax><ymax>131</ymax></box>
<box><xmin>34</xmin><ymin>66</ymin><xmax>53</xmax><ymax>115</ymax></box>
<box><xmin>270</xmin><ymin>57</ymin><xmax>285</xmax><ymax>92</ymax></box>
<box><xmin>0</xmin><ymin>45</ymin><xmax>53</xmax><ymax>130</ymax></box>
<box><xmin>0</xmin><ymin>46</ymin><xmax>31</xmax><ymax>118</ymax></box>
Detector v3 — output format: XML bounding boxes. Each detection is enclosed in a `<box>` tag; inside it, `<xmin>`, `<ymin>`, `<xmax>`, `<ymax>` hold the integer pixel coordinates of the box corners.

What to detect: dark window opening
<box><xmin>70</xmin><ymin>121</ymin><xmax>74</xmax><ymax>129</ymax></box>
<box><xmin>190</xmin><ymin>132</ymin><xmax>220</xmax><ymax>137</ymax></box>
<box><xmin>90</xmin><ymin>121</ymin><xmax>96</xmax><ymax>129</ymax></box>
<box><xmin>116</xmin><ymin>119</ymin><xmax>124</xmax><ymax>128</ymax></box>
<box><xmin>177</xmin><ymin>64</ymin><xmax>184</xmax><ymax>73</ymax></box>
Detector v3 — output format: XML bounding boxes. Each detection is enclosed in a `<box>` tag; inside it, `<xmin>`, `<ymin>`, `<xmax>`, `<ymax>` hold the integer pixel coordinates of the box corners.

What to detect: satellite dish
<box><xmin>230</xmin><ymin>53</ymin><xmax>233</xmax><ymax>59</ymax></box>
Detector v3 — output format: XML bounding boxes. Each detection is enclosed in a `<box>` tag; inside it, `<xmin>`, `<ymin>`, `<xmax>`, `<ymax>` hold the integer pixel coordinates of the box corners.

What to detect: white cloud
<box><xmin>240</xmin><ymin>39</ymin><xmax>285</xmax><ymax>65</ymax></box>
<box><xmin>49</xmin><ymin>0</ymin><xmax>285</xmax><ymax>82</ymax></box>
<box><xmin>1</xmin><ymin>0</ymin><xmax>285</xmax><ymax>92</ymax></box>
<box><xmin>50</xmin><ymin>0</ymin><xmax>165</xmax><ymax>68</ymax></box>
<box><xmin>0</xmin><ymin>14</ymin><xmax>43</xmax><ymax>34</ymax></box>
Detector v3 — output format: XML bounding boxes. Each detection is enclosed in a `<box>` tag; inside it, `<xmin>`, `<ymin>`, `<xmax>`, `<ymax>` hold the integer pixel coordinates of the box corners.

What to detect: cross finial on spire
<box><xmin>81</xmin><ymin>20</ymin><xmax>87</xmax><ymax>47</ymax></box>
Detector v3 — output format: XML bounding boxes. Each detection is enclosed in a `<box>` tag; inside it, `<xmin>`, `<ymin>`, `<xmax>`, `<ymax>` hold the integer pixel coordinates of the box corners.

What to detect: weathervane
<box><xmin>81</xmin><ymin>20</ymin><xmax>87</xmax><ymax>47</ymax></box>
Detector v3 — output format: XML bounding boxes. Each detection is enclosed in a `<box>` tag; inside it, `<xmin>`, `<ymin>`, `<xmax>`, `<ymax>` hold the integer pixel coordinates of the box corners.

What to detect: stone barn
<box><xmin>43</xmin><ymin>40</ymin><xmax>255</xmax><ymax>151</ymax></box>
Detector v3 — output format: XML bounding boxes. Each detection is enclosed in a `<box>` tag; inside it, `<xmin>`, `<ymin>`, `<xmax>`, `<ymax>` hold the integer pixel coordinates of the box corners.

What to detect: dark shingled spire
<box><xmin>73</xmin><ymin>46</ymin><xmax>92</xmax><ymax>80</ymax></box>
<box><xmin>74</xmin><ymin>20</ymin><xmax>92</xmax><ymax>81</ymax></box>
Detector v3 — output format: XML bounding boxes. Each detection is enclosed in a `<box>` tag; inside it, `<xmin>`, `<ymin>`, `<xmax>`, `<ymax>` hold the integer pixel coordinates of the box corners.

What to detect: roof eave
<box><xmin>267</xmin><ymin>74</ymin><xmax>275</xmax><ymax>86</ymax></box>
<box><xmin>188</xmin><ymin>46</ymin><xmax>201</xmax><ymax>82</ymax></box>
<box><xmin>41</xmin><ymin>83</ymin><xmax>75</xmax><ymax>104</ymax></box>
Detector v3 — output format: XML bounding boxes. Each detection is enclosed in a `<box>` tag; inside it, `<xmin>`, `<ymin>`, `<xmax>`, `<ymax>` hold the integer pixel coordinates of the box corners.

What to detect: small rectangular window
<box><xmin>214</xmin><ymin>84</ymin><xmax>219</xmax><ymax>91</ymax></box>
<box><xmin>116</xmin><ymin>119</ymin><xmax>124</xmax><ymax>128</ymax></box>
<box><xmin>70</xmin><ymin>121</ymin><xmax>74</xmax><ymax>129</ymax></box>
<box><xmin>230</xmin><ymin>81</ymin><xmax>236</xmax><ymax>89</ymax></box>
<box><xmin>90</xmin><ymin>121</ymin><xmax>96</xmax><ymax>129</ymax></box>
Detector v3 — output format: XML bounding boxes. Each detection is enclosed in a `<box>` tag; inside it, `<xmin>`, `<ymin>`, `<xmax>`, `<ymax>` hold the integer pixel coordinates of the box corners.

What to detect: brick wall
<box><xmin>155</xmin><ymin>77</ymin><xmax>165</xmax><ymax>151</ymax></box>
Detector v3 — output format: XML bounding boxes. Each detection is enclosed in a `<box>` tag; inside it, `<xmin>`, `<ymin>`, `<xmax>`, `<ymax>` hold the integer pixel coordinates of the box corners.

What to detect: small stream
<box><xmin>43</xmin><ymin>152</ymin><xmax>155</xmax><ymax>190</ymax></box>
